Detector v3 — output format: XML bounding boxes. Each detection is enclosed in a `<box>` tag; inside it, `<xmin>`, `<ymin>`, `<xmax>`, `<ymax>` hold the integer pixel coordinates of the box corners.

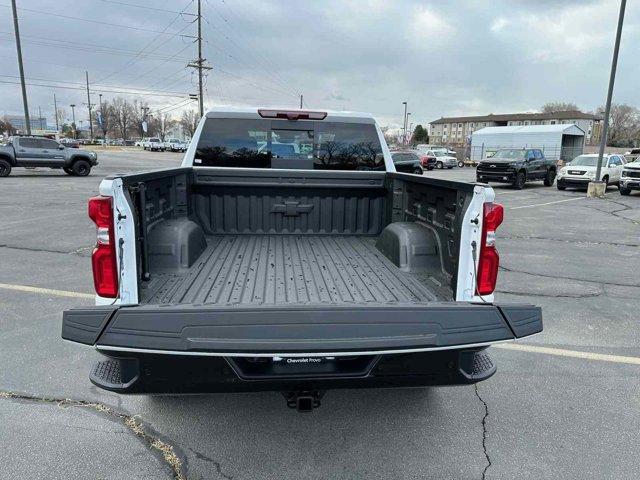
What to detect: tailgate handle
<box><xmin>271</xmin><ymin>201</ymin><xmax>314</xmax><ymax>217</ymax></box>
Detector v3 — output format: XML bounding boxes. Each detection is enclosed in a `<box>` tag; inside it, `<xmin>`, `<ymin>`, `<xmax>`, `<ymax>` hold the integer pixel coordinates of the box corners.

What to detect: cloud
<box><xmin>490</xmin><ymin>17</ymin><xmax>509</xmax><ymax>33</ymax></box>
<box><xmin>409</xmin><ymin>7</ymin><xmax>453</xmax><ymax>41</ymax></box>
<box><xmin>0</xmin><ymin>0</ymin><xmax>637</xmax><ymax>130</ymax></box>
<box><xmin>325</xmin><ymin>93</ymin><xmax>350</xmax><ymax>102</ymax></box>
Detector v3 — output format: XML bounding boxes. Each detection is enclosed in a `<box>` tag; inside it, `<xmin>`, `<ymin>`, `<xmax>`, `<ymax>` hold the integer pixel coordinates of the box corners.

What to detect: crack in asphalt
<box><xmin>583</xmin><ymin>201</ymin><xmax>640</xmax><ymax>225</ymax></box>
<box><xmin>474</xmin><ymin>384</ymin><xmax>491</xmax><ymax>480</ymax></box>
<box><xmin>499</xmin><ymin>265</ymin><xmax>640</xmax><ymax>289</ymax></box>
<box><xmin>497</xmin><ymin>234</ymin><xmax>640</xmax><ymax>248</ymax></box>
<box><xmin>495</xmin><ymin>289</ymin><xmax>603</xmax><ymax>299</ymax></box>
<box><xmin>0</xmin><ymin>391</ymin><xmax>186</xmax><ymax>480</ymax></box>
<box><xmin>0</xmin><ymin>244</ymin><xmax>92</xmax><ymax>256</ymax></box>
<box><xmin>188</xmin><ymin>447</ymin><xmax>233</xmax><ymax>479</ymax></box>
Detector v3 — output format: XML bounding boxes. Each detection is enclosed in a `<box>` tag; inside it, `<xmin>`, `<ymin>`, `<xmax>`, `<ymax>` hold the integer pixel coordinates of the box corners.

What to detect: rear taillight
<box><xmin>88</xmin><ymin>196</ymin><xmax>118</xmax><ymax>298</ymax></box>
<box><xmin>476</xmin><ymin>202</ymin><xmax>504</xmax><ymax>295</ymax></box>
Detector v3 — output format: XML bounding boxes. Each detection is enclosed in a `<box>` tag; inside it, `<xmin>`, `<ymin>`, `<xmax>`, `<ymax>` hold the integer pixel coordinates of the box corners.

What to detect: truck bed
<box><xmin>140</xmin><ymin>234</ymin><xmax>445</xmax><ymax>306</ymax></box>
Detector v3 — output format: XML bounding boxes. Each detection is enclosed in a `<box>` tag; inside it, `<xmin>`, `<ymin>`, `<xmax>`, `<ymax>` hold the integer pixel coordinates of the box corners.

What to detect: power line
<box><xmin>97</xmin><ymin>0</ymin><xmax>196</xmax><ymax>15</ymax></box>
<box><xmin>94</xmin><ymin>0</ymin><xmax>196</xmax><ymax>83</ymax></box>
<box><xmin>0</xmin><ymin>74</ymin><xmax>190</xmax><ymax>95</ymax></box>
<box><xmin>0</xmin><ymin>32</ymin><xmax>191</xmax><ymax>62</ymax></box>
<box><xmin>202</xmin><ymin>0</ymin><xmax>299</xmax><ymax>98</ymax></box>
<box><xmin>0</xmin><ymin>79</ymin><xmax>189</xmax><ymax>98</ymax></box>
<box><xmin>0</xmin><ymin>4</ymin><xmax>190</xmax><ymax>35</ymax></box>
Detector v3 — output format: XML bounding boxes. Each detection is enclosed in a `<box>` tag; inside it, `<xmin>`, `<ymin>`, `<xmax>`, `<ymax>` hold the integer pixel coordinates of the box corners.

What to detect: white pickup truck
<box><xmin>164</xmin><ymin>138</ymin><xmax>188</xmax><ymax>152</ymax></box>
<box><xmin>62</xmin><ymin>107</ymin><xmax>542</xmax><ymax>411</ymax></box>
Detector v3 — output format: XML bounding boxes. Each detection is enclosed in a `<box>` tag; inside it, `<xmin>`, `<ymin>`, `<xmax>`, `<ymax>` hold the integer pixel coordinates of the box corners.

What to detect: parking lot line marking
<box><xmin>0</xmin><ymin>283</ymin><xmax>94</xmax><ymax>299</ymax></box>
<box><xmin>510</xmin><ymin>197</ymin><xmax>584</xmax><ymax>210</ymax></box>
<box><xmin>495</xmin><ymin>343</ymin><xmax>640</xmax><ymax>365</ymax></box>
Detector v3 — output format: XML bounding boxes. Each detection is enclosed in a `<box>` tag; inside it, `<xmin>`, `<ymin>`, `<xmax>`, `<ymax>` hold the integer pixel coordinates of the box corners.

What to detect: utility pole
<box><xmin>70</xmin><ymin>104</ymin><xmax>76</xmax><ymax>139</ymax></box>
<box><xmin>85</xmin><ymin>71</ymin><xmax>93</xmax><ymax>140</ymax></box>
<box><xmin>38</xmin><ymin>105</ymin><xmax>42</xmax><ymax>130</ymax></box>
<box><xmin>589</xmin><ymin>0</ymin><xmax>627</xmax><ymax>198</ymax></box>
<box><xmin>11</xmin><ymin>0</ymin><xmax>30</xmax><ymax>135</ymax></box>
<box><xmin>402</xmin><ymin>101</ymin><xmax>407</xmax><ymax>146</ymax></box>
<box><xmin>300</xmin><ymin>94</ymin><xmax>303</xmax><ymax>109</ymax></box>
<box><xmin>53</xmin><ymin>93</ymin><xmax>59</xmax><ymax>133</ymax></box>
<box><xmin>187</xmin><ymin>0</ymin><xmax>212</xmax><ymax>118</ymax></box>
<box><xmin>197</xmin><ymin>0</ymin><xmax>203</xmax><ymax>117</ymax></box>
<box><xmin>98</xmin><ymin>93</ymin><xmax>103</xmax><ymax>141</ymax></box>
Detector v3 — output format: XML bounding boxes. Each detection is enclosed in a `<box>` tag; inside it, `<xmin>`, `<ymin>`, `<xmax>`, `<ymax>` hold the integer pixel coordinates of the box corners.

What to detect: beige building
<box><xmin>430</xmin><ymin>111</ymin><xmax>602</xmax><ymax>146</ymax></box>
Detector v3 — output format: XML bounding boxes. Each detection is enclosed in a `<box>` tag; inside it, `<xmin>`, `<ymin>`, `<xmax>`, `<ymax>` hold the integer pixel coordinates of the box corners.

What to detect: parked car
<box><xmin>59</xmin><ymin>138</ymin><xmax>80</xmax><ymax>148</ymax></box>
<box><xmin>427</xmin><ymin>149</ymin><xmax>457</xmax><ymax>169</ymax></box>
<box><xmin>391</xmin><ymin>151</ymin><xmax>424</xmax><ymax>174</ymax></box>
<box><xmin>143</xmin><ymin>137</ymin><xmax>164</xmax><ymax>151</ymax></box>
<box><xmin>618</xmin><ymin>157</ymin><xmax>640</xmax><ymax>196</ymax></box>
<box><xmin>476</xmin><ymin>148</ymin><xmax>556</xmax><ymax>190</ymax></box>
<box><xmin>134</xmin><ymin>139</ymin><xmax>146</xmax><ymax>147</ymax></box>
<box><xmin>61</xmin><ymin>107</ymin><xmax>542</xmax><ymax>411</ymax></box>
<box><xmin>416</xmin><ymin>144</ymin><xmax>457</xmax><ymax>158</ymax></box>
<box><xmin>0</xmin><ymin>136</ymin><xmax>98</xmax><ymax>177</ymax></box>
<box><xmin>556</xmin><ymin>154</ymin><xmax>626</xmax><ymax>190</ymax></box>
<box><xmin>165</xmin><ymin>138</ymin><xmax>188</xmax><ymax>152</ymax></box>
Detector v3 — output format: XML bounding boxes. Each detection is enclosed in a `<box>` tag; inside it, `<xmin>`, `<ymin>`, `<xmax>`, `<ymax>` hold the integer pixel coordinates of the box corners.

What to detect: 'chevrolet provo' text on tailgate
<box><xmin>62</xmin><ymin>107</ymin><xmax>542</xmax><ymax>411</ymax></box>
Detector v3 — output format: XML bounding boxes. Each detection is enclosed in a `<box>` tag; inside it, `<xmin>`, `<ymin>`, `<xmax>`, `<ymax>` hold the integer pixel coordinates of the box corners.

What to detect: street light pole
<box><xmin>70</xmin><ymin>104</ymin><xmax>76</xmax><ymax>139</ymax></box>
<box><xmin>85</xmin><ymin>71</ymin><xmax>93</xmax><ymax>140</ymax></box>
<box><xmin>406</xmin><ymin>113</ymin><xmax>412</xmax><ymax>145</ymax></box>
<box><xmin>53</xmin><ymin>93</ymin><xmax>59</xmax><ymax>133</ymax></box>
<box><xmin>590</xmin><ymin>0</ymin><xmax>626</xmax><ymax>198</ymax></box>
<box><xmin>11</xmin><ymin>0</ymin><xmax>30</xmax><ymax>135</ymax></box>
<box><xmin>402</xmin><ymin>101</ymin><xmax>407</xmax><ymax>146</ymax></box>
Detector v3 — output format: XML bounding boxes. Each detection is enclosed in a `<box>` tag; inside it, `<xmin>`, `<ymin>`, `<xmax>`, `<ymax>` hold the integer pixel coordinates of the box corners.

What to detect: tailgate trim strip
<box><xmin>95</xmin><ymin>338</ymin><xmax>515</xmax><ymax>357</ymax></box>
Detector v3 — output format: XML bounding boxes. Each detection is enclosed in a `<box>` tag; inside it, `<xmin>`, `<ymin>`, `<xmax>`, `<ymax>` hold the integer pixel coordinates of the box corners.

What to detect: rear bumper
<box><xmin>63</xmin><ymin>302</ymin><xmax>541</xmax><ymax>393</ymax></box>
<box><xmin>88</xmin><ymin>348</ymin><xmax>498</xmax><ymax>394</ymax></box>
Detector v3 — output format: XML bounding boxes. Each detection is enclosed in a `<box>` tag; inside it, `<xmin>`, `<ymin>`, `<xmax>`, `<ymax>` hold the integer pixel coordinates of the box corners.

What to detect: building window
<box><xmin>550</xmin><ymin>121</ymin><xmax>556</xmax><ymax>125</ymax></box>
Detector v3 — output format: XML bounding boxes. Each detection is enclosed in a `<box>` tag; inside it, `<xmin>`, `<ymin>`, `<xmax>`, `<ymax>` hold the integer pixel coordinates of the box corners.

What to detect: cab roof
<box><xmin>204</xmin><ymin>106</ymin><xmax>376</xmax><ymax>124</ymax></box>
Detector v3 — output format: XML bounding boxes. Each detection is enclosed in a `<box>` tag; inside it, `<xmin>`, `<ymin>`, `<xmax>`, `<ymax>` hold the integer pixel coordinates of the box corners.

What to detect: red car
<box><xmin>391</xmin><ymin>149</ymin><xmax>436</xmax><ymax>170</ymax></box>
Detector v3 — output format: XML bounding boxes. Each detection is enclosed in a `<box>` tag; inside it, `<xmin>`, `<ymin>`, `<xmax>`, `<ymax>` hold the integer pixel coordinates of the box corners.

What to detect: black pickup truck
<box><xmin>476</xmin><ymin>148</ymin><xmax>557</xmax><ymax>189</ymax></box>
<box><xmin>62</xmin><ymin>108</ymin><xmax>542</xmax><ymax>411</ymax></box>
<box><xmin>0</xmin><ymin>136</ymin><xmax>98</xmax><ymax>177</ymax></box>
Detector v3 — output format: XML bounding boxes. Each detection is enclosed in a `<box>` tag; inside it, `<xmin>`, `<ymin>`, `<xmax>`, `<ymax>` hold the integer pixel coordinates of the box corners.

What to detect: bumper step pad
<box><xmin>90</xmin><ymin>358</ymin><xmax>140</xmax><ymax>391</ymax></box>
<box><xmin>459</xmin><ymin>349</ymin><xmax>496</xmax><ymax>381</ymax></box>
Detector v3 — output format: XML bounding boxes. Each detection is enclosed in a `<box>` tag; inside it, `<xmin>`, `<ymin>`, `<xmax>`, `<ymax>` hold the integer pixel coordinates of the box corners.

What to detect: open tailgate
<box><xmin>63</xmin><ymin>302</ymin><xmax>542</xmax><ymax>355</ymax></box>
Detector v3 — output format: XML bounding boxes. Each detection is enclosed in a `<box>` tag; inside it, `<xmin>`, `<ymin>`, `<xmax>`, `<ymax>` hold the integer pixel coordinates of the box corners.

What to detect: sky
<box><xmin>0</xmin><ymin>0</ymin><xmax>638</xmax><ymax>130</ymax></box>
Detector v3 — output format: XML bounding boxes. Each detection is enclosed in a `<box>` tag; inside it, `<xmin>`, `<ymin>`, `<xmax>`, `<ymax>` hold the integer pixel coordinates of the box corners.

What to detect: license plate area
<box><xmin>226</xmin><ymin>355</ymin><xmax>379</xmax><ymax>379</ymax></box>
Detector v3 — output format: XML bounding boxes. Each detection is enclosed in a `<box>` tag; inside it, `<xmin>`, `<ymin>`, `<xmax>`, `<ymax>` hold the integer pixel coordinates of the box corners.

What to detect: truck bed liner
<box><xmin>140</xmin><ymin>235</ymin><xmax>444</xmax><ymax>306</ymax></box>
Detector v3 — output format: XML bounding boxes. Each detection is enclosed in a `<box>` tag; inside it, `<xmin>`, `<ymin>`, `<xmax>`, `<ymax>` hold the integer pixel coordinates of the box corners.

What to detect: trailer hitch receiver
<box><xmin>282</xmin><ymin>391</ymin><xmax>325</xmax><ymax>412</ymax></box>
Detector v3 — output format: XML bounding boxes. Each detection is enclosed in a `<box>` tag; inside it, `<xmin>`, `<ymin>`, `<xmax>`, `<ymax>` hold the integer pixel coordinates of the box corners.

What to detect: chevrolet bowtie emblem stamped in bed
<box><xmin>271</xmin><ymin>201</ymin><xmax>314</xmax><ymax>216</ymax></box>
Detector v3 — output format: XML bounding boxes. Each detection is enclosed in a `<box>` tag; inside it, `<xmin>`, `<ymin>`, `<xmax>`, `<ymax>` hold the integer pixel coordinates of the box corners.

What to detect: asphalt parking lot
<box><xmin>1</xmin><ymin>150</ymin><xmax>639</xmax><ymax>479</ymax></box>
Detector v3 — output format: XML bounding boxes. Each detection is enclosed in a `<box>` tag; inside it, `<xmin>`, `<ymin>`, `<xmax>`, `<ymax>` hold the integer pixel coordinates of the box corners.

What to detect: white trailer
<box><xmin>470</xmin><ymin>124</ymin><xmax>585</xmax><ymax>162</ymax></box>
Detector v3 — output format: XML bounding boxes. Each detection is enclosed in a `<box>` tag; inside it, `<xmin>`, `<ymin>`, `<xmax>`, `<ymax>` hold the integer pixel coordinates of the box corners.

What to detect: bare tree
<box><xmin>598</xmin><ymin>103</ymin><xmax>640</xmax><ymax>146</ymax></box>
<box><xmin>111</xmin><ymin>97</ymin><xmax>135</xmax><ymax>140</ymax></box>
<box><xmin>132</xmin><ymin>99</ymin><xmax>151</xmax><ymax>139</ymax></box>
<box><xmin>97</xmin><ymin>101</ymin><xmax>114</xmax><ymax>140</ymax></box>
<box><xmin>156</xmin><ymin>110</ymin><xmax>176</xmax><ymax>141</ymax></box>
<box><xmin>180</xmin><ymin>110</ymin><xmax>200</xmax><ymax>138</ymax></box>
<box><xmin>541</xmin><ymin>101</ymin><xmax>579</xmax><ymax>113</ymax></box>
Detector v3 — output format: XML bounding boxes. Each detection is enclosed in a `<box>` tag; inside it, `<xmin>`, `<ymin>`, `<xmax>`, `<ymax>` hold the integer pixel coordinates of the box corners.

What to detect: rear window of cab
<box><xmin>194</xmin><ymin>118</ymin><xmax>384</xmax><ymax>171</ymax></box>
